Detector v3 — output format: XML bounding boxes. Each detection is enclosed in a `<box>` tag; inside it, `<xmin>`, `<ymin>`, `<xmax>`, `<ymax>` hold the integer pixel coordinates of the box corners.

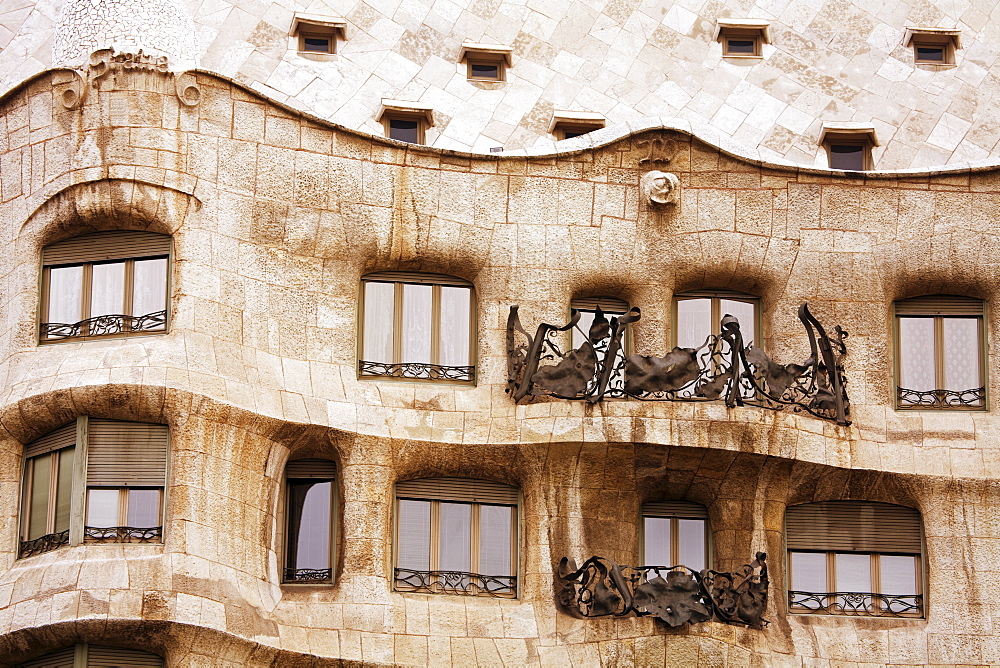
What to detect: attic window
<box><xmin>905</xmin><ymin>28</ymin><xmax>960</xmax><ymax>66</ymax></box>
<box><xmin>820</xmin><ymin>123</ymin><xmax>879</xmax><ymax>171</ymax></box>
<box><xmin>380</xmin><ymin>100</ymin><xmax>434</xmax><ymax>145</ymax></box>
<box><xmin>291</xmin><ymin>14</ymin><xmax>346</xmax><ymax>56</ymax></box>
<box><xmin>715</xmin><ymin>19</ymin><xmax>770</xmax><ymax>59</ymax></box>
<box><xmin>460</xmin><ymin>42</ymin><xmax>512</xmax><ymax>82</ymax></box>
<box><xmin>550</xmin><ymin>111</ymin><xmax>606</xmax><ymax>140</ymax></box>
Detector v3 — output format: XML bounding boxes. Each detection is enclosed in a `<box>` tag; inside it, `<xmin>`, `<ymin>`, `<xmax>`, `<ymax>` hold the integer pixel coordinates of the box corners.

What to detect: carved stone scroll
<box><xmin>51</xmin><ymin>48</ymin><xmax>201</xmax><ymax>108</ymax></box>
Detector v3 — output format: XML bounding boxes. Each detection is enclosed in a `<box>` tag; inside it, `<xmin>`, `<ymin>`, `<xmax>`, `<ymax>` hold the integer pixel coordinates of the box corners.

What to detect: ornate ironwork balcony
<box><xmin>558</xmin><ymin>553</ymin><xmax>769</xmax><ymax>628</ymax></box>
<box><xmin>359</xmin><ymin>361</ymin><xmax>475</xmax><ymax>382</ymax></box>
<box><xmin>41</xmin><ymin>310</ymin><xmax>167</xmax><ymax>341</ymax></box>
<box><xmin>84</xmin><ymin>526</ymin><xmax>162</xmax><ymax>543</ymax></box>
<box><xmin>897</xmin><ymin>386</ymin><xmax>985</xmax><ymax>409</ymax></box>
<box><xmin>19</xmin><ymin>530</ymin><xmax>70</xmax><ymax>558</ymax></box>
<box><xmin>393</xmin><ymin>568</ymin><xmax>516</xmax><ymax>597</ymax></box>
<box><xmin>506</xmin><ymin>303</ymin><xmax>850</xmax><ymax>425</ymax></box>
<box><xmin>789</xmin><ymin>590</ymin><xmax>923</xmax><ymax>617</ymax></box>
<box><xmin>284</xmin><ymin>568</ymin><xmax>333</xmax><ymax>583</ymax></box>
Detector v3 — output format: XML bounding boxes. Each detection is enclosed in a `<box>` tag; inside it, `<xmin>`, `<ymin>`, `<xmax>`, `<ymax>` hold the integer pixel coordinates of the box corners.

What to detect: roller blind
<box><xmin>676</xmin><ymin>289</ymin><xmax>758</xmax><ymax>300</ymax></box>
<box><xmin>42</xmin><ymin>231</ymin><xmax>171</xmax><ymax>266</ymax></box>
<box><xmin>642</xmin><ymin>501</ymin><xmax>709</xmax><ymax>519</ymax></box>
<box><xmin>286</xmin><ymin>459</ymin><xmax>337</xmax><ymax>479</ymax></box>
<box><xmin>87</xmin><ymin>646</ymin><xmax>164</xmax><ymax>667</ymax></box>
<box><xmin>785</xmin><ymin>501</ymin><xmax>922</xmax><ymax>553</ymax></box>
<box><xmin>895</xmin><ymin>295</ymin><xmax>984</xmax><ymax>316</ymax></box>
<box><xmin>571</xmin><ymin>297</ymin><xmax>629</xmax><ymax>313</ymax></box>
<box><xmin>86</xmin><ymin>420</ymin><xmax>168</xmax><ymax>487</ymax></box>
<box><xmin>396</xmin><ymin>478</ymin><xmax>518</xmax><ymax>505</ymax></box>
<box><xmin>362</xmin><ymin>271</ymin><xmax>473</xmax><ymax>287</ymax></box>
<box><xmin>19</xmin><ymin>647</ymin><xmax>75</xmax><ymax>667</ymax></box>
<box><xmin>25</xmin><ymin>422</ymin><xmax>76</xmax><ymax>459</ymax></box>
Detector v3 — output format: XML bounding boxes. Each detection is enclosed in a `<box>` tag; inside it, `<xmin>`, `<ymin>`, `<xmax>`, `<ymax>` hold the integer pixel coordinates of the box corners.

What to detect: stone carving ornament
<box><xmin>641</xmin><ymin>170</ymin><xmax>681</xmax><ymax>205</ymax></box>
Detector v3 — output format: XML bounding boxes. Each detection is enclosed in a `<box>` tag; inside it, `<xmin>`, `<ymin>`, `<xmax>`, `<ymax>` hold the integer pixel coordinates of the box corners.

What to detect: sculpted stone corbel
<box><xmin>641</xmin><ymin>170</ymin><xmax>680</xmax><ymax>205</ymax></box>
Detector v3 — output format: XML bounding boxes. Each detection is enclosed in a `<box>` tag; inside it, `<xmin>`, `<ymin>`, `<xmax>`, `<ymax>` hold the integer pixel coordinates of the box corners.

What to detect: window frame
<box><xmin>357</xmin><ymin>272</ymin><xmax>477</xmax><ymax>384</ymax></box>
<box><xmin>893</xmin><ymin>295</ymin><xmax>987</xmax><ymax>410</ymax></box>
<box><xmin>671</xmin><ymin>290</ymin><xmax>761</xmax><ymax>348</ymax></box>
<box><xmin>19</xmin><ymin>643</ymin><xmax>164</xmax><ymax>667</ymax></box>
<box><xmin>721</xmin><ymin>30</ymin><xmax>762</xmax><ymax>58</ymax></box>
<box><xmin>379</xmin><ymin>102</ymin><xmax>434</xmax><ymax>145</ymax></box>
<box><xmin>639</xmin><ymin>501</ymin><xmax>711</xmax><ymax>570</ymax></box>
<box><xmin>392</xmin><ymin>478</ymin><xmax>520</xmax><ymax>598</ymax></box>
<box><xmin>906</xmin><ymin>29</ymin><xmax>960</xmax><ymax>67</ymax></box>
<box><xmin>823</xmin><ymin>134</ymin><xmax>873</xmax><ymax>171</ymax></box>
<box><xmin>787</xmin><ymin>550</ymin><xmax>924</xmax><ymax>617</ymax></box>
<box><xmin>281</xmin><ymin>459</ymin><xmax>338</xmax><ymax>584</ymax></box>
<box><xmin>459</xmin><ymin>42</ymin><xmax>511</xmax><ymax>83</ymax></box>
<box><xmin>466</xmin><ymin>57</ymin><xmax>505</xmax><ymax>82</ymax></box>
<box><xmin>290</xmin><ymin>15</ymin><xmax>345</xmax><ymax>58</ymax></box>
<box><xmin>553</xmin><ymin>121</ymin><xmax>604</xmax><ymax>141</ymax></box>
<box><xmin>38</xmin><ymin>231</ymin><xmax>172</xmax><ymax>344</ymax></box>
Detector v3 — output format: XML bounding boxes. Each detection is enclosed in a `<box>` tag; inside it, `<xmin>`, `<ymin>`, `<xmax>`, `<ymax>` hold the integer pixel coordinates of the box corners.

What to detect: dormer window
<box><xmin>715</xmin><ymin>19</ymin><xmax>770</xmax><ymax>58</ymax></box>
<box><xmin>550</xmin><ymin>111</ymin><xmax>606</xmax><ymax>140</ymax></box>
<box><xmin>380</xmin><ymin>100</ymin><xmax>434</xmax><ymax>145</ymax></box>
<box><xmin>291</xmin><ymin>14</ymin><xmax>346</xmax><ymax>56</ymax></box>
<box><xmin>459</xmin><ymin>42</ymin><xmax>511</xmax><ymax>82</ymax></box>
<box><xmin>905</xmin><ymin>28</ymin><xmax>960</xmax><ymax>66</ymax></box>
<box><xmin>820</xmin><ymin>123</ymin><xmax>879</xmax><ymax>171</ymax></box>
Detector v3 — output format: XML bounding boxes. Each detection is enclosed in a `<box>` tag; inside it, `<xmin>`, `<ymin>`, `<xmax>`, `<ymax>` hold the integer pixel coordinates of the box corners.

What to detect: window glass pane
<box><xmin>402</xmin><ymin>283</ymin><xmax>433</xmax><ymax>363</ymax></box>
<box><xmin>438</xmin><ymin>502</ymin><xmax>472</xmax><ymax>573</ymax></box>
<box><xmin>916</xmin><ymin>46</ymin><xmax>944</xmax><ymax>61</ymax></box>
<box><xmin>133</xmin><ymin>258</ymin><xmax>168</xmax><ymax>318</ymax></box>
<box><xmin>389</xmin><ymin>119</ymin><xmax>420</xmax><ymax>144</ymax></box>
<box><xmin>28</xmin><ymin>455</ymin><xmax>52</xmax><ymax>540</ymax></box>
<box><xmin>47</xmin><ymin>266</ymin><xmax>83</xmax><ymax>324</ymax></box>
<box><xmin>439</xmin><ymin>286</ymin><xmax>471</xmax><ymax>366</ymax></box>
<box><xmin>898</xmin><ymin>317</ymin><xmax>936</xmax><ymax>391</ymax></box>
<box><xmin>471</xmin><ymin>62</ymin><xmax>499</xmax><ymax>78</ymax></box>
<box><xmin>721</xmin><ymin>299</ymin><xmax>756</xmax><ymax>346</ymax></box>
<box><xmin>943</xmin><ymin>317</ymin><xmax>981</xmax><ymax>390</ymax></box>
<box><xmin>286</xmin><ymin>480</ymin><xmax>331</xmax><ymax>570</ymax></box>
<box><xmin>54</xmin><ymin>448</ymin><xmax>74</xmax><ymax>533</ymax></box>
<box><xmin>677</xmin><ymin>519</ymin><xmax>706</xmax><ymax>571</ymax></box>
<box><xmin>397</xmin><ymin>499</ymin><xmax>431</xmax><ymax>571</ymax></box>
<box><xmin>879</xmin><ymin>555</ymin><xmax>917</xmax><ymax>595</ymax></box>
<box><xmin>835</xmin><ymin>552</ymin><xmax>872</xmax><ymax>592</ymax></box>
<box><xmin>362</xmin><ymin>282</ymin><xmax>395</xmax><ymax>363</ymax></box>
<box><xmin>90</xmin><ymin>261</ymin><xmax>126</xmax><ymax>317</ymax></box>
<box><xmin>829</xmin><ymin>144</ymin><xmax>865</xmax><ymax>170</ymax></box>
<box><xmin>479</xmin><ymin>505</ymin><xmax>513</xmax><ymax>576</ymax></box>
<box><xmin>727</xmin><ymin>39</ymin><xmax>755</xmax><ymax>54</ymax></box>
<box><xmin>127</xmin><ymin>489</ymin><xmax>162</xmax><ymax>527</ymax></box>
<box><xmin>86</xmin><ymin>488</ymin><xmax>120</xmax><ymax>527</ymax></box>
<box><xmin>676</xmin><ymin>298</ymin><xmax>713</xmax><ymax>348</ymax></box>
<box><xmin>643</xmin><ymin>517</ymin><xmax>672</xmax><ymax>566</ymax></box>
<box><xmin>790</xmin><ymin>551</ymin><xmax>827</xmax><ymax>592</ymax></box>
<box><xmin>572</xmin><ymin>310</ymin><xmax>596</xmax><ymax>350</ymax></box>
<box><xmin>303</xmin><ymin>37</ymin><xmax>330</xmax><ymax>52</ymax></box>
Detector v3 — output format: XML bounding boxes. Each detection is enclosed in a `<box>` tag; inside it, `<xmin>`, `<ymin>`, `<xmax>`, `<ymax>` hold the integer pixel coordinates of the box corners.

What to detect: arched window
<box><xmin>895</xmin><ymin>295</ymin><xmax>985</xmax><ymax>409</ymax></box>
<box><xmin>641</xmin><ymin>501</ymin><xmax>709</xmax><ymax>571</ymax></box>
<box><xmin>359</xmin><ymin>272</ymin><xmax>475</xmax><ymax>382</ymax></box>
<box><xmin>673</xmin><ymin>289</ymin><xmax>759</xmax><ymax>348</ymax></box>
<box><xmin>20</xmin><ymin>418</ymin><xmax>168</xmax><ymax>558</ymax></box>
<box><xmin>19</xmin><ymin>643</ymin><xmax>163</xmax><ymax>667</ymax></box>
<box><xmin>785</xmin><ymin>501</ymin><xmax>923</xmax><ymax>617</ymax></box>
<box><xmin>283</xmin><ymin>459</ymin><xmax>337</xmax><ymax>583</ymax></box>
<box><xmin>40</xmin><ymin>230</ymin><xmax>171</xmax><ymax>342</ymax></box>
<box><xmin>394</xmin><ymin>478</ymin><xmax>518</xmax><ymax>597</ymax></box>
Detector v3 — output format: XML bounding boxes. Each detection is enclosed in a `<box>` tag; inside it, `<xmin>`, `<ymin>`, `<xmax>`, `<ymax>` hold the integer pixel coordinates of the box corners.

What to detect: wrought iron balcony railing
<box><xmin>84</xmin><ymin>526</ymin><xmax>162</xmax><ymax>543</ymax></box>
<box><xmin>558</xmin><ymin>553</ymin><xmax>769</xmax><ymax>628</ymax></box>
<box><xmin>789</xmin><ymin>590</ymin><xmax>923</xmax><ymax>617</ymax></box>
<box><xmin>897</xmin><ymin>386</ymin><xmax>985</xmax><ymax>409</ymax></box>
<box><xmin>507</xmin><ymin>303</ymin><xmax>850</xmax><ymax>425</ymax></box>
<box><xmin>284</xmin><ymin>568</ymin><xmax>333</xmax><ymax>583</ymax></box>
<box><xmin>394</xmin><ymin>568</ymin><xmax>517</xmax><ymax>597</ymax></box>
<box><xmin>19</xmin><ymin>530</ymin><xmax>70</xmax><ymax>558</ymax></box>
<box><xmin>359</xmin><ymin>361</ymin><xmax>475</xmax><ymax>382</ymax></box>
<box><xmin>41</xmin><ymin>310</ymin><xmax>167</xmax><ymax>341</ymax></box>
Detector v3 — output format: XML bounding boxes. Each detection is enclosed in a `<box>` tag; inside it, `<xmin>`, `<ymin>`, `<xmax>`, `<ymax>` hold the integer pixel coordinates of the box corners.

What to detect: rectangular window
<box><xmin>284</xmin><ymin>459</ymin><xmax>336</xmax><ymax>583</ymax></box>
<box><xmin>469</xmin><ymin>61</ymin><xmax>501</xmax><ymax>80</ymax></box>
<box><xmin>570</xmin><ymin>297</ymin><xmax>630</xmax><ymax>396</ymax></box>
<box><xmin>828</xmin><ymin>143</ymin><xmax>866</xmax><ymax>171</ymax></box>
<box><xmin>641</xmin><ymin>501</ymin><xmax>709</xmax><ymax>572</ymax></box>
<box><xmin>388</xmin><ymin>118</ymin><xmax>421</xmax><ymax>144</ymax></box>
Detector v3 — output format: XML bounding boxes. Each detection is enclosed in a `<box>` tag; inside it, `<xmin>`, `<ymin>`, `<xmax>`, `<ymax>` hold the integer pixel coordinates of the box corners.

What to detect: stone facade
<box><xmin>0</xmin><ymin>61</ymin><xmax>997</xmax><ymax>665</ymax></box>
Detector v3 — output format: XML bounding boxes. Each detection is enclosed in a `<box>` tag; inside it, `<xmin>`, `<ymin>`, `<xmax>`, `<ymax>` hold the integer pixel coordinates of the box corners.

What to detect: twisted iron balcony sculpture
<box><xmin>558</xmin><ymin>552</ymin><xmax>769</xmax><ymax>628</ymax></box>
<box><xmin>506</xmin><ymin>303</ymin><xmax>850</xmax><ymax>425</ymax></box>
<box><xmin>19</xmin><ymin>530</ymin><xmax>70</xmax><ymax>558</ymax></box>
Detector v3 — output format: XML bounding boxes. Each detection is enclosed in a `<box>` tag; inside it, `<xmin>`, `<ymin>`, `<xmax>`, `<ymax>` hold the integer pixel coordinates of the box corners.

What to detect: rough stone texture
<box><xmin>1</xmin><ymin>66</ymin><xmax>1000</xmax><ymax>665</ymax></box>
<box><xmin>2</xmin><ymin>0</ymin><xmax>1000</xmax><ymax>167</ymax></box>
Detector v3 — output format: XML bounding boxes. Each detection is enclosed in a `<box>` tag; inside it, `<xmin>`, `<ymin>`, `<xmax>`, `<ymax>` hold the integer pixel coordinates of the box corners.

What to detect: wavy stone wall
<box><xmin>0</xmin><ymin>67</ymin><xmax>998</xmax><ymax>665</ymax></box>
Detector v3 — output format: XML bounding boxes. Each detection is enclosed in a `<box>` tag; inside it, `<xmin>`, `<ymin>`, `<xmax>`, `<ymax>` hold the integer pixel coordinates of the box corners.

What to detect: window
<box><xmin>284</xmin><ymin>459</ymin><xmax>336</xmax><ymax>583</ymax></box>
<box><xmin>19</xmin><ymin>644</ymin><xmax>163</xmax><ymax>667</ymax></box>
<box><xmin>571</xmin><ymin>296</ymin><xmax>630</xmax><ymax>393</ymax></box>
<box><xmin>290</xmin><ymin>14</ymin><xmax>346</xmax><ymax>56</ymax></box>
<box><xmin>715</xmin><ymin>19</ymin><xmax>770</xmax><ymax>59</ymax></box>
<box><xmin>895</xmin><ymin>295</ymin><xmax>985</xmax><ymax>409</ymax></box>
<box><xmin>40</xmin><ymin>230</ymin><xmax>170</xmax><ymax>342</ymax></box>
<box><xmin>20</xmin><ymin>417</ymin><xmax>168</xmax><ymax>558</ymax></box>
<box><xmin>359</xmin><ymin>271</ymin><xmax>475</xmax><ymax>382</ymax></box>
<box><xmin>394</xmin><ymin>478</ymin><xmax>518</xmax><ymax>597</ymax></box>
<box><xmin>459</xmin><ymin>42</ymin><xmax>511</xmax><ymax>82</ymax></box>
<box><xmin>906</xmin><ymin>28</ymin><xmax>960</xmax><ymax>66</ymax></box>
<box><xmin>380</xmin><ymin>100</ymin><xmax>434</xmax><ymax>145</ymax></box>
<box><xmin>786</xmin><ymin>501</ymin><xmax>923</xmax><ymax>617</ymax></box>
<box><xmin>641</xmin><ymin>501</ymin><xmax>709</xmax><ymax>571</ymax></box>
<box><xmin>550</xmin><ymin>111</ymin><xmax>606</xmax><ymax>140</ymax></box>
<box><xmin>674</xmin><ymin>290</ymin><xmax>759</xmax><ymax>349</ymax></box>
<box><xmin>820</xmin><ymin>123</ymin><xmax>878</xmax><ymax>171</ymax></box>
